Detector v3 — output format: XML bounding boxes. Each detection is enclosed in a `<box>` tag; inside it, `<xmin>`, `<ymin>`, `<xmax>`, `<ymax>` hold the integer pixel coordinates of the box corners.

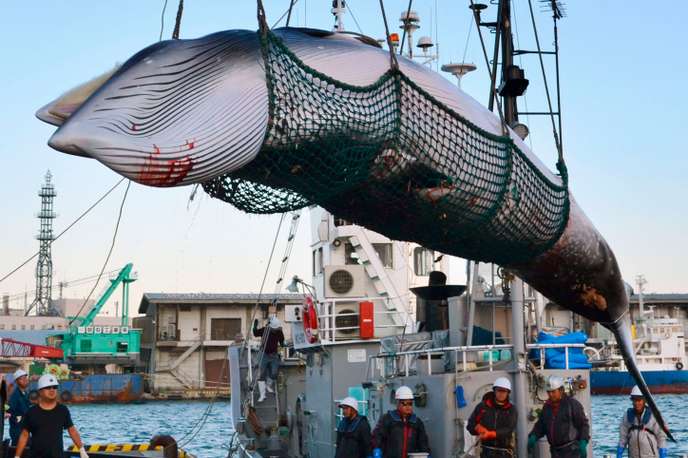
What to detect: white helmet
<box><xmin>339</xmin><ymin>396</ymin><xmax>359</xmax><ymax>412</ymax></box>
<box><xmin>13</xmin><ymin>369</ymin><xmax>28</xmax><ymax>380</ymax></box>
<box><xmin>395</xmin><ymin>385</ymin><xmax>414</xmax><ymax>400</ymax></box>
<box><xmin>630</xmin><ymin>385</ymin><xmax>643</xmax><ymax>399</ymax></box>
<box><xmin>269</xmin><ymin>316</ymin><xmax>282</xmax><ymax>329</ymax></box>
<box><xmin>493</xmin><ymin>377</ymin><xmax>512</xmax><ymax>392</ymax></box>
<box><xmin>37</xmin><ymin>374</ymin><xmax>59</xmax><ymax>390</ymax></box>
<box><xmin>546</xmin><ymin>375</ymin><xmax>564</xmax><ymax>391</ymax></box>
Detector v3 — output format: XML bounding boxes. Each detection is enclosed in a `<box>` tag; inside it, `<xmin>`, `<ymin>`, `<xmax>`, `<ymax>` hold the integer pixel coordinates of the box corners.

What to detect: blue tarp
<box><xmin>529</xmin><ymin>331</ymin><xmax>591</xmax><ymax>369</ymax></box>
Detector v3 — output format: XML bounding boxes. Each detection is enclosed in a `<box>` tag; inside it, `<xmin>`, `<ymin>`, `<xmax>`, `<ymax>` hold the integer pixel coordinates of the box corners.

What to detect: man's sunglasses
<box><xmin>42</xmin><ymin>386</ymin><xmax>58</xmax><ymax>391</ymax></box>
<box><xmin>399</xmin><ymin>401</ymin><xmax>413</xmax><ymax>406</ymax></box>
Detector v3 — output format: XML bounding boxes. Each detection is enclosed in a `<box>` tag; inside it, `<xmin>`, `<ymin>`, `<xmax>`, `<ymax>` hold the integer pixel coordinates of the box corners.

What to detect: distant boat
<box><xmin>590</xmin><ymin>317</ymin><xmax>688</xmax><ymax>394</ymax></box>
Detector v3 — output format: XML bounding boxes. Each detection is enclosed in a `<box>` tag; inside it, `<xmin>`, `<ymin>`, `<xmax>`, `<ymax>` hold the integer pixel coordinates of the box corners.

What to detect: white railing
<box><xmin>317</xmin><ymin>297</ymin><xmax>410</xmax><ymax>343</ymax></box>
<box><xmin>370</xmin><ymin>343</ymin><xmax>587</xmax><ymax>377</ymax></box>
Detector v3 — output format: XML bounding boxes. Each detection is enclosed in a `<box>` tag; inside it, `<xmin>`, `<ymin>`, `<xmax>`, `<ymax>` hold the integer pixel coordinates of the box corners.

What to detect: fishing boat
<box><xmin>590</xmin><ymin>313</ymin><xmax>688</xmax><ymax>395</ymax></box>
<box><xmin>223</xmin><ymin>3</ymin><xmax>597</xmax><ymax>456</ymax></box>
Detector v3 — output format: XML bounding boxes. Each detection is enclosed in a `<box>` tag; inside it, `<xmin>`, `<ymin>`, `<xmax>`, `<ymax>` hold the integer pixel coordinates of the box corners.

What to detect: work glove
<box><xmin>253</xmin><ymin>319</ymin><xmax>259</xmax><ymax>331</ymax></box>
<box><xmin>480</xmin><ymin>430</ymin><xmax>497</xmax><ymax>441</ymax></box>
<box><xmin>527</xmin><ymin>434</ymin><xmax>537</xmax><ymax>451</ymax></box>
<box><xmin>578</xmin><ymin>439</ymin><xmax>588</xmax><ymax>458</ymax></box>
<box><xmin>372</xmin><ymin>448</ymin><xmax>382</xmax><ymax>458</ymax></box>
<box><xmin>79</xmin><ymin>446</ymin><xmax>90</xmax><ymax>458</ymax></box>
<box><xmin>474</xmin><ymin>424</ymin><xmax>488</xmax><ymax>435</ymax></box>
<box><xmin>659</xmin><ymin>448</ymin><xmax>668</xmax><ymax>458</ymax></box>
<box><xmin>616</xmin><ymin>445</ymin><xmax>624</xmax><ymax>458</ymax></box>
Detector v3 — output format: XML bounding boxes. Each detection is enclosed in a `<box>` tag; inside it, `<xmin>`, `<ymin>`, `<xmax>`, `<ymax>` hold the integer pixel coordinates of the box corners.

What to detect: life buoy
<box><xmin>302</xmin><ymin>296</ymin><xmax>319</xmax><ymax>344</ymax></box>
<box><xmin>677</xmin><ymin>362</ymin><xmax>684</xmax><ymax>370</ymax></box>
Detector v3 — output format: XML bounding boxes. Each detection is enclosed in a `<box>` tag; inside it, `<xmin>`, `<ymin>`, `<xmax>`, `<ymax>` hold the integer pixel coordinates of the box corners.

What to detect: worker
<box><xmin>528</xmin><ymin>375</ymin><xmax>590</xmax><ymax>458</ymax></box>
<box><xmin>335</xmin><ymin>396</ymin><xmax>372</xmax><ymax>458</ymax></box>
<box><xmin>13</xmin><ymin>374</ymin><xmax>89</xmax><ymax>458</ymax></box>
<box><xmin>8</xmin><ymin>369</ymin><xmax>31</xmax><ymax>446</ymax></box>
<box><xmin>467</xmin><ymin>377</ymin><xmax>517</xmax><ymax>457</ymax></box>
<box><xmin>252</xmin><ymin>315</ymin><xmax>285</xmax><ymax>402</ymax></box>
<box><xmin>372</xmin><ymin>385</ymin><xmax>431</xmax><ymax>458</ymax></box>
<box><xmin>616</xmin><ymin>385</ymin><xmax>667</xmax><ymax>458</ymax></box>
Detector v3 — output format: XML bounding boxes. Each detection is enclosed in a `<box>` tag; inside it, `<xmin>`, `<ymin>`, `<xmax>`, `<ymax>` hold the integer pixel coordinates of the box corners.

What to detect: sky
<box><xmin>1</xmin><ymin>1</ymin><xmax>687</xmax><ymax>317</ymax></box>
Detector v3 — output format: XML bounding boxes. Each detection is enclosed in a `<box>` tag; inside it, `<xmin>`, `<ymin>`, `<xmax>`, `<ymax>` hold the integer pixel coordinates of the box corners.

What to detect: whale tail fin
<box><xmin>611</xmin><ymin>315</ymin><xmax>675</xmax><ymax>442</ymax></box>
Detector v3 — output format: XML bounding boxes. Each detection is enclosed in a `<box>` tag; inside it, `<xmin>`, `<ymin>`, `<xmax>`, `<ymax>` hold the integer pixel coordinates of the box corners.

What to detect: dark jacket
<box><xmin>530</xmin><ymin>395</ymin><xmax>590</xmax><ymax>448</ymax></box>
<box><xmin>8</xmin><ymin>385</ymin><xmax>31</xmax><ymax>445</ymax></box>
<box><xmin>253</xmin><ymin>325</ymin><xmax>285</xmax><ymax>355</ymax></box>
<box><xmin>467</xmin><ymin>391</ymin><xmax>517</xmax><ymax>455</ymax></box>
<box><xmin>373</xmin><ymin>410</ymin><xmax>430</xmax><ymax>458</ymax></box>
<box><xmin>335</xmin><ymin>415</ymin><xmax>372</xmax><ymax>458</ymax></box>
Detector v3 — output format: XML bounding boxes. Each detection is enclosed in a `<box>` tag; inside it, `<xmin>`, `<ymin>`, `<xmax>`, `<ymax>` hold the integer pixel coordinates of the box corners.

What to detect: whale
<box><xmin>37</xmin><ymin>27</ymin><xmax>674</xmax><ymax>440</ymax></box>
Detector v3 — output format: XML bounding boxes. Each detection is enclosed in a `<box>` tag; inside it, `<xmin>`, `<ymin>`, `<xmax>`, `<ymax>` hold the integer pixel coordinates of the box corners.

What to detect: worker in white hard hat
<box><xmin>252</xmin><ymin>314</ymin><xmax>285</xmax><ymax>402</ymax></box>
<box><xmin>528</xmin><ymin>375</ymin><xmax>590</xmax><ymax>458</ymax></box>
<box><xmin>14</xmin><ymin>374</ymin><xmax>90</xmax><ymax>458</ymax></box>
<box><xmin>335</xmin><ymin>396</ymin><xmax>372</xmax><ymax>458</ymax></box>
<box><xmin>467</xmin><ymin>377</ymin><xmax>517</xmax><ymax>457</ymax></box>
<box><xmin>8</xmin><ymin>369</ymin><xmax>31</xmax><ymax>445</ymax></box>
<box><xmin>372</xmin><ymin>385</ymin><xmax>431</xmax><ymax>458</ymax></box>
<box><xmin>616</xmin><ymin>385</ymin><xmax>667</xmax><ymax>458</ymax></box>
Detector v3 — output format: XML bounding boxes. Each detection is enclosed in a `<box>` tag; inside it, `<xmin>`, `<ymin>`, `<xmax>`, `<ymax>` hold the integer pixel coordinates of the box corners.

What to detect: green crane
<box><xmin>54</xmin><ymin>263</ymin><xmax>141</xmax><ymax>364</ymax></box>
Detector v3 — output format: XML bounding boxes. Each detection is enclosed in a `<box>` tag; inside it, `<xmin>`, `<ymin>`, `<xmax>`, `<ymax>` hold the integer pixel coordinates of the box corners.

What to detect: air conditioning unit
<box><xmin>324</xmin><ymin>265</ymin><xmax>366</xmax><ymax>298</ymax></box>
<box><xmin>334</xmin><ymin>302</ymin><xmax>360</xmax><ymax>338</ymax></box>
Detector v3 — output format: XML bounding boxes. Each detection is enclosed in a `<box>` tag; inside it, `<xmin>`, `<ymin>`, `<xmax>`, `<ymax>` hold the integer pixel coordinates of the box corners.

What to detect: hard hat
<box><xmin>269</xmin><ymin>316</ymin><xmax>282</xmax><ymax>329</ymax></box>
<box><xmin>630</xmin><ymin>385</ymin><xmax>644</xmax><ymax>399</ymax></box>
<box><xmin>37</xmin><ymin>374</ymin><xmax>59</xmax><ymax>390</ymax></box>
<box><xmin>338</xmin><ymin>396</ymin><xmax>359</xmax><ymax>412</ymax></box>
<box><xmin>395</xmin><ymin>385</ymin><xmax>414</xmax><ymax>400</ymax></box>
<box><xmin>546</xmin><ymin>375</ymin><xmax>564</xmax><ymax>391</ymax></box>
<box><xmin>493</xmin><ymin>377</ymin><xmax>512</xmax><ymax>392</ymax></box>
<box><xmin>13</xmin><ymin>369</ymin><xmax>28</xmax><ymax>380</ymax></box>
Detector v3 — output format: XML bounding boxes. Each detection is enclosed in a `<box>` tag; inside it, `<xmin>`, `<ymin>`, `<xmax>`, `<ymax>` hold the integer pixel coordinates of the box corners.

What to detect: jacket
<box><xmin>619</xmin><ymin>407</ymin><xmax>667</xmax><ymax>458</ymax></box>
<box><xmin>335</xmin><ymin>415</ymin><xmax>372</xmax><ymax>458</ymax></box>
<box><xmin>467</xmin><ymin>391</ymin><xmax>517</xmax><ymax>453</ymax></box>
<box><xmin>373</xmin><ymin>409</ymin><xmax>430</xmax><ymax>458</ymax></box>
<box><xmin>252</xmin><ymin>325</ymin><xmax>285</xmax><ymax>355</ymax></box>
<box><xmin>530</xmin><ymin>395</ymin><xmax>590</xmax><ymax>448</ymax></box>
<box><xmin>8</xmin><ymin>385</ymin><xmax>32</xmax><ymax>444</ymax></box>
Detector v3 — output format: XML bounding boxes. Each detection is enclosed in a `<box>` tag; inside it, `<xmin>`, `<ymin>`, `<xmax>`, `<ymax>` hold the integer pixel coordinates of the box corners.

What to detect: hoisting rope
<box><xmin>398</xmin><ymin>0</ymin><xmax>414</xmax><ymax>56</ymax></box>
<box><xmin>377</xmin><ymin>0</ymin><xmax>400</xmax><ymax>71</ymax></box>
<box><xmin>469</xmin><ymin>0</ymin><xmax>507</xmax><ymax>136</ymax></box>
<box><xmin>286</xmin><ymin>0</ymin><xmax>297</xmax><ymax>27</ymax></box>
<box><xmin>526</xmin><ymin>0</ymin><xmax>567</xmax><ymax>181</ymax></box>
<box><xmin>172</xmin><ymin>0</ymin><xmax>184</xmax><ymax>39</ymax></box>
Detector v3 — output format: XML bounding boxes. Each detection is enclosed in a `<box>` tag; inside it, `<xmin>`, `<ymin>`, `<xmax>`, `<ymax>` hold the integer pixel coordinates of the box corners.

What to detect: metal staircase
<box><xmin>336</xmin><ymin>225</ymin><xmax>408</xmax><ymax>327</ymax></box>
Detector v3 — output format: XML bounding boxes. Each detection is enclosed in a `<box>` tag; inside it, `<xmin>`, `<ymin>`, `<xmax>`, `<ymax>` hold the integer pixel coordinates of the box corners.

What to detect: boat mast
<box><xmin>496</xmin><ymin>2</ymin><xmax>529</xmax><ymax>456</ymax></box>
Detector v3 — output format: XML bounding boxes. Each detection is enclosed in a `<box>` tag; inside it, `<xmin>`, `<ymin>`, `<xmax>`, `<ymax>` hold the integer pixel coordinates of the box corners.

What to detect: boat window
<box><xmin>373</xmin><ymin>243</ymin><xmax>394</xmax><ymax>269</ymax></box>
<box><xmin>414</xmin><ymin>247</ymin><xmax>434</xmax><ymax>276</ymax></box>
<box><xmin>211</xmin><ymin>318</ymin><xmax>242</xmax><ymax>340</ymax></box>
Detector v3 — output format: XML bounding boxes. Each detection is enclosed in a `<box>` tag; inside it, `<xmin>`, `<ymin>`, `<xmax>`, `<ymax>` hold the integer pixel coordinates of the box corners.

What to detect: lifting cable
<box><xmin>0</xmin><ymin>178</ymin><xmax>127</xmax><ymax>287</ymax></box>
<box><xmin>526</xmin><ymin>0</ymin><xmax>566</xmax><ymax>178</ymax></box>
<box><xmin>378</xmin><ymin>0</ymin><xmax>399</xmax><ymax>70</ymax></box>
<box><xmin>398</xmin><ymin>0</ymin><xmax>414</xmax><ymax>56</ymax></box>
<box><xmin>172</xmin><ymin>0</ymin><xmax>184</xmax><ymax>39</ymax></box>
<box><xmin>469</xmin><ymin>0</ymin><xmax>507</xmax><ymax>136</ymax></box>
<box><xmin>67</xmin><ymin>180</ymin><xmax>132</xmax><ymax>324</ymax></box>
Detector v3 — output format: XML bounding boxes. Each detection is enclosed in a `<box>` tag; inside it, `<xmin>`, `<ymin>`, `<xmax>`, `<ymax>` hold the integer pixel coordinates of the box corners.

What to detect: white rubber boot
<box><xmin>258</xmin><ymin>381</ymin><xmax>267</xmax><ymax>402</ymax></box>
<box><xmin>266</xmin><ymin>378</ymin><xmax>275</xmax><ymax>393</ymax></box>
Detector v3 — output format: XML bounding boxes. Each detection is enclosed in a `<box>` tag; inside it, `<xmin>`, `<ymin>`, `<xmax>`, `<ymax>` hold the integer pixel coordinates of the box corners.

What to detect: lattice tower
<box><xmin>29</xmin><ymin>170</ymin><xmax>58</xmax><ymax>316</ymax></box>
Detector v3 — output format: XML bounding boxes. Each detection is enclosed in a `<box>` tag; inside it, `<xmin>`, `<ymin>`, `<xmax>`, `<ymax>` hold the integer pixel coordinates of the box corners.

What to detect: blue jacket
<box><xmin>8</xmin><ymin>385</ymin><xmax>31</xmax><ymax>445</ymax></box>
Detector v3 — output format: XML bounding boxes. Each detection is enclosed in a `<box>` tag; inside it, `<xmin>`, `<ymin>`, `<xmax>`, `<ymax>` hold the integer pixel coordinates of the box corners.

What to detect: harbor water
<box><xmin>3</xmin><ymin>396</ymin><xmax>688</xmax><ymax>457</ymax></box>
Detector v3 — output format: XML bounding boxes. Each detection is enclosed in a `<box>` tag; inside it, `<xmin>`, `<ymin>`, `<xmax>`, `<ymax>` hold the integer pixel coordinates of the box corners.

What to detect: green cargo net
<box><xmin>202</xmin><ymin>31</ymin><xmax>570</xmax><ymax>265</ymax></box>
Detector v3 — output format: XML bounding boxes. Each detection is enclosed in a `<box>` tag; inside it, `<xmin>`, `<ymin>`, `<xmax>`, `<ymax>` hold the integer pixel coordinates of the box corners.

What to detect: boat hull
<box><xmin>26</xmin><ymin>374</ymin><xmax>144</xmax><ymax>403</ymax></box>
<box><xmin>591</xmin><ymin>370</ymin><xmax>688</xmax><ymax>394</ymax></box>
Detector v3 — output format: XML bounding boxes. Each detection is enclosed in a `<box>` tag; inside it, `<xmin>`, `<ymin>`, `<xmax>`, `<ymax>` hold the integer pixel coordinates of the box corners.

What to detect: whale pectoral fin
<box><xmin>36</xmin><ymin>64</ymin><xmax>121</xmax><ymax>127</ymax></box>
